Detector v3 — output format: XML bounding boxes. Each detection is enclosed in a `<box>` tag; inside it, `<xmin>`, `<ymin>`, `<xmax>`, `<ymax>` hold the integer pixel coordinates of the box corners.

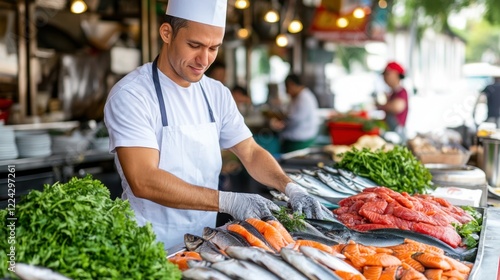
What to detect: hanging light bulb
<box><xmin>70</xmin><ymin>0</ymin><xmax>87</xmax><ymax>14</ymax></box>
<box><xmin>264</xmin><ymin>10</ymin><xmax>280</xmax><ymax>23</ymax></box>
<box><xmin>288</xmin><ymin>19</ymin><xmax>303</xmax><ymax>33</ymax></box>
<box><xmin>235</xmin><ymin>0</ymin><xmax>250</xmax><ymax>9</ymax></box>
<box><xmin>353</xmin><ymin>7</ymin><xmax>365</xmax><ymax>18</ymax></box>
<box><xmin>237</xmin><ymin>28</ymin><xmax>251</xmax><ymax>39</ymax></box>
<box><xmin>276</xmin><ymin>34</ymin><xmax>289</xmax><ymax>47</ymax></box>
<box><xmin>378</xmin><ymin>0</ymin><xmax>387</xmax><ymax>9</ymax></box>
<box><xmin>336</xmin><ymin>17</ymin><xmax>349</xmax><ymax>28</ymax></box>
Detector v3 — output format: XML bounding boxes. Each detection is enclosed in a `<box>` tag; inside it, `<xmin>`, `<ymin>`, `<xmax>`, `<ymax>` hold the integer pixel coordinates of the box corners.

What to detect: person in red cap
<box><xmin>376</xmin><ymin>61</ymin><xmax>409</xmax><ymax>141</ymax></box>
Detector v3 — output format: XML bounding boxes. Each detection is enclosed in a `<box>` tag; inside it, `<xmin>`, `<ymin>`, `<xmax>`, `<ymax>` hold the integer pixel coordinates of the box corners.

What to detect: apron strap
<box><xmin>152</xmin><ymin>56</ymin><xmax>168</xmax><ymax>127</ymax></box>
<box><xmin>199</xmin><ymin>83</ymin><xmax>215</xmax><ymax>123</ymax></box>
<box><xmin>152</xmin><ymin>55</ymin><xmax>215</xmax><ymax>125</ymax></box>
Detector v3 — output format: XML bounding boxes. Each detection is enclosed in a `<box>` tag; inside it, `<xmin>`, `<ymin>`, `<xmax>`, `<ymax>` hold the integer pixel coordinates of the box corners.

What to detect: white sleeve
<box><xmin>216</xmin><ymin>85</ymin><xmax>252</xmax><ymax>149</ymax></box>
<box><xmin>104</xmin><ymin>86</ymin><xmax>159</xmax><ymax>153</ymax></box>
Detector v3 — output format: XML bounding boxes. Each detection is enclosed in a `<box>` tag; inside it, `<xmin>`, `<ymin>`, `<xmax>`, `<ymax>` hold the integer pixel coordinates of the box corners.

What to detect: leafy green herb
<box><xmin>336</xmin><ymin>146</ymin><xmax>433</xmax><ymax>194</ymax></box>
<box><xmin>274</xmin><ymin>206</ymin><xmax>306</xmax><ymax>232</ymax></box>
<box><xmin>453</xmin><ymin>207</ymin><xmax>483</xmax><ymax>249</ymax></box>
<box><xmin>0</xmin><ymin>175</ymin><xmax>181</xmax><ymax>280</ymax></box>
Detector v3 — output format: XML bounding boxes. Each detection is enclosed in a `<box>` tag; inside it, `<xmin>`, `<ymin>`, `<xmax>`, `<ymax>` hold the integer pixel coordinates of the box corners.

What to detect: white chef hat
<box><xmin>166</xmin><ymin>0</ymin><xmax>227</xmax><ymax>28</ymax></box>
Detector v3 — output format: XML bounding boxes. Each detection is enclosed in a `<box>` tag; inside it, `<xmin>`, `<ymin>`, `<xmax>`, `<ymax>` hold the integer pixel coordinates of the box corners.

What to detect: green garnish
<box><xmin>274</xmin><ymin>206</ymin><xmax>306</xmax><ymax>232</ymax></box>
<box><xmin>453</xmin><ymin>206</ymin><xmax>483</xmax><ymax>249</ymax></box>
<box><xmin>0</xmin><ymin>175</ymin><xmax>181</xmax><ymax>280</ymax></box>
<box><xmin>336</xmin><ymin>146</ymin><xmax>433</xmax><ymax>194</ymax></box>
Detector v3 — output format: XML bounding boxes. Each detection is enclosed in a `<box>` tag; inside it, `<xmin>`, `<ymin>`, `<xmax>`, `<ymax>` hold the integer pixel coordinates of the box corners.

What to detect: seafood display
<box><xmin>170</xmin><ymin>218</ymin><xmax>474</xmax><ymax>280</ymax></box>
<box><xmin>333</xmin><ymin>187</ymin><xmax>474</xmax><ymax>249</ymax></box>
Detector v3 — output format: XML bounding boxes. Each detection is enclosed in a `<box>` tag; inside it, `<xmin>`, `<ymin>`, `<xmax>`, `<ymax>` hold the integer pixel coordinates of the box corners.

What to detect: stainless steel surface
<box><xmin>0</xmin><ymin>149</ymin><xmax>114</xmax><ymax>172</ymax></box>
<box><xmin>280</xmin><ymin>147</ymin><xmax>312</xmax><ymax>160</ymax></box>
<box><xmin>425</xmin><ymin>164</ymin><xmax>489</xmax><ymax>207</ymax></box>
<box><xmin>7</xmin><ymin>120</ymin><xmax>79</xmax><ymax>131</ymax></box>
<box><xmin>469</xmin><ymin>207</ymin><xmax>487</xmax><ymax>279</ymax></box>
<box><xmin>425</xmin><ymin>164</ymin><xmax>487</xmax><ymax>185</ymax></box>
<box><xmin>470</xmin><ymin>207</ymin><xmax>500</xmax><ymax>280</ymax></box>
<box><xmin>481</xmin><ymin>137</ymin><xmax>500</xmax><ymax>188</ymax></box>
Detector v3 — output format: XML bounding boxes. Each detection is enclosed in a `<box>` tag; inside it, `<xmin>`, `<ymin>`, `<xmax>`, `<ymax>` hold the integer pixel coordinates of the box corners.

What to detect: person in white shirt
<box><xmin>104</xmin><ymin>0</ymin><xmax>332</xmax><ymax>249</ymax></box>
<box><xmin>271</xmin><ymin>74</ymin><xmax>320</xmax><ymax>153</ymax></box>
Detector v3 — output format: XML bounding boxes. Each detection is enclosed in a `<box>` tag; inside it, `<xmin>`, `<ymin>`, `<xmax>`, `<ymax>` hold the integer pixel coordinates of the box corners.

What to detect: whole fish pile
<box><xmin>333</xmin><ymin>187</ymin><xmax>474</xmax><ymax>248</ymax></box>
<box><xmin>174</xmin><ymin>218</ymin><xmax>356</xmax><ymax>280</ymax></box>
<box><xmin>287</xmin><ymin>166</ymin><xmax>378</xmax><ymax>207</ymax></box>
<box><xmin>168</xmin><ymin>217</ymin><xmax>473</xmax><ymax>280</ymax></box>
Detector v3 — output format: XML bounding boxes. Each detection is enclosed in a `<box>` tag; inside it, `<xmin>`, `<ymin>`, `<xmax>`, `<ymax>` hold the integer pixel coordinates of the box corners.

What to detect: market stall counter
<box><xmin>211</xmin><ymin>168</ymin><xmax>500</xmax><ymax>279</ymax></box>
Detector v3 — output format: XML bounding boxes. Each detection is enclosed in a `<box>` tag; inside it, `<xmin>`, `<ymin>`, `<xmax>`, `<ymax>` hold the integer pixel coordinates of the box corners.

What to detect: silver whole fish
<box><xmin>225</xmin><ymin>246</ymin><xmax>308</xmax><ymax>280</ymax></box>
<box><xmin>288</xmin><ymin>173</ymin><xmax>349</xmax><ymax>198</ymax></box>
<box><xmin>200</xmin><ymin>251</ymin><xmax>228</xmax><ymax>263</ymax></box>
<box><xmin>301</xmin><ymin>168</ymin><xmax>318</xmax><ymax>176</ymax></box>
<box><xmin>316</xmin><ymin>171</ymin><xmax>358</xmax><ymax>195</ymax></box>
<box><xmin>187</xmin><ymin>259</ymin><xmax>213</xmax><ymax>268</ymax></box>
<box><xmin>182</xmin><ymin>266</ymin><xmax>232</xmax><ymax>280</ymax></box>
<box><xmin>211</xmin><ymin>259</ymin><xmax>280</xmax><ymax>280</ymax></box>
<box><xmin>280</xmin><ymin>248</ymin><xmax>342</xmax><ymax>280</ymax></box>
<box><xmin>14</xmin><ymin>263</ymin><xmax>72</xmax><ymax>280</ymax></box>
<box><xmin>339</xmin><ymin>175</ymin><xmax>365</xmax><ymax>192</ymax></box>
<box><xmin>299</xmin><ymin>246</ymin><xmax>361</xmax><ymax>275</ymax></box>
<box><xmin>338</xmin><ymin>168</ymin><xmax>378</xmax><ymax>189</ymax></box>
<box><xmin>202</xmin><ymin>227</ymin><xmax>249</xmax><ymax>251</ymax></box>
<box><xmin>322</xmin><ymin>165</ymin><xmax>339</xmax><ymax>175</ymax></box>
<box><xmin>184</xmin><ymin>234</ymin><xmax>228</xmax><ymax>262</ymax></box>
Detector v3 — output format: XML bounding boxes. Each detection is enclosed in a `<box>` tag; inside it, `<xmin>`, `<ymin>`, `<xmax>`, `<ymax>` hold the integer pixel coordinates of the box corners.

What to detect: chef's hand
<box><xmin>219</xmin><ymin>191</ymin><xmax>280</xmax><ymax>221</ymax></box>
<box><xmin>285</xmin><ymin>182</ymin><xmax>334</xmax><ymax>220</ymax></box>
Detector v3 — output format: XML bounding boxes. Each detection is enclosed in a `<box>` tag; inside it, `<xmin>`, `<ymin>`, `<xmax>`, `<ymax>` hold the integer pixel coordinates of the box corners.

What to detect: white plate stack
<box><xmin>0</xmin><ymin>126</ymin><xmax>19</xmax><ymax>160</ymax></box>
<box><xmin>92</xmin><ymin>137</ymin><xmax>109</xmax><ymax>152</ymax></box>
<box><xmin>51</xmin><ymin>135</ymin><xmax>89</xmax><ymax>155</ymax></box>
<box><xmin>15</xmin><ymin>131</ymin><xmax>52</xmax><ymax>158</ymax></box>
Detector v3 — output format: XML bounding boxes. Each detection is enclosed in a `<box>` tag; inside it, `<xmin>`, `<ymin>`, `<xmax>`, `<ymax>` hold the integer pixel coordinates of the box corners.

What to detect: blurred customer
<box><xmin>474</xmin><ymin>76</ymin><xmax>500</xmax><ymax>127</ymax></box>
<box><xmin>270</xmin><ymin>74</ymin><xmax>319</xmax><ymax>153</ymax></box>
<box><xmin>205</xmin><ymin>61</ymin><xmax>226</xmax><ymax>84</ymax></box>
<box><xmin>375</xmin><ymin>61</ymin><xmax>409</xmax><ymax>142</ymax></box>
<box><xmin>231</xmin><ymin>85</ymin><xmax>252</xmax><ymax>116</ymax></box>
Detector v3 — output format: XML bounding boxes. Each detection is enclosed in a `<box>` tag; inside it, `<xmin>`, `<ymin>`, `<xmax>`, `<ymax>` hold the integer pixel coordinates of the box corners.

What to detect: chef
<box><xmin>104</xmin><ymin>0</ymin><xmax>333</xmax><ymax>249</ymax></box>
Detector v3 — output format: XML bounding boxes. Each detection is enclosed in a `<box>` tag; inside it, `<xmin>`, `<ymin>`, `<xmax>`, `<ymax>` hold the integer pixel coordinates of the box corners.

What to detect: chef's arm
<box><xmin>229</xmin><ymin>137</ymin><xmax>291</xmax><ymax>193</ymax></box>
<box><xmin>116</xmin><ymin>147</ymin><xmax>219</xmax><ymax>211</ymax></box>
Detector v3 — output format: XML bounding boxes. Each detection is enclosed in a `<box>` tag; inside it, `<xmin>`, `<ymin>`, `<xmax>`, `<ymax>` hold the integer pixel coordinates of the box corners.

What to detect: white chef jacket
<box><xmin>281</xmin><ymin>87</ymin><xmax>319</xmax><ymax>141</ymax></box>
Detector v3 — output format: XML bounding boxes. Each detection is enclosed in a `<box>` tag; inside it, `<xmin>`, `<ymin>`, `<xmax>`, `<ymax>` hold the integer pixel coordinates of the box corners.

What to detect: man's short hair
<box><xmin>164</xmin><ymin>15</ymin><xmax>189</xmax><ymax>38</ymax></box>
<box><xmin>285</xmin><ymin>74</ymin><xmax>303</xmax><ymax>86</ymax></box>
<box><xmin>205</xmin><ymin>61</ymin><xmax>226</xmax><ymax>78</ymax></box>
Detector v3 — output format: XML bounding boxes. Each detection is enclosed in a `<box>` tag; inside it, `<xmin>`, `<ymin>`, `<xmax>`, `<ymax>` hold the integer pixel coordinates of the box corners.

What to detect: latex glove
<box><xmin>285</xmin><ymin>182</ymin><xmax>334</xmax><ymax>220</ymax></box>
<box><xmin>219</xmin><ymin>191</ymin><xmax>280</xmax><ymax>221</ymax></box>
